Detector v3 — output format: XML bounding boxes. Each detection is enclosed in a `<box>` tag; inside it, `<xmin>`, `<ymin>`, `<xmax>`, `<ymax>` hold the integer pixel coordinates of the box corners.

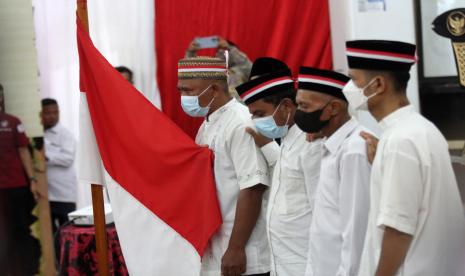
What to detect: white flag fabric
<box><xmin>79</xmin><ymin>92</ymin><xmax>202</xmax><ymax>275</ymax></box>
<box><xmin>77</xmin><ymin>93</ymin><xmax>105</xmax><ymax>185</ymax></box>
<box><xmin>76</xmin><ymin>17</ymin><xmax>221</xmax><ymax>276</ymax></box>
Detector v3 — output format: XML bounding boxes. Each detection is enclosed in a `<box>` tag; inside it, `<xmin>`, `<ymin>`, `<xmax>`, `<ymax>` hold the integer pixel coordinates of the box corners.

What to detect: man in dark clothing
<box><xmin>0</xmin><ymin>83</ymin><xmax>41</xmax><ymax>275</ymax></box>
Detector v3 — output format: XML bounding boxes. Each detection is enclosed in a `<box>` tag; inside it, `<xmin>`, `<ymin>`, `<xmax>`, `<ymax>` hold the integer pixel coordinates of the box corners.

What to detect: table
<box><xmin>59</xmin><ymin>223</ymin><xmax>128</xmax><ymax>275</ymax></box>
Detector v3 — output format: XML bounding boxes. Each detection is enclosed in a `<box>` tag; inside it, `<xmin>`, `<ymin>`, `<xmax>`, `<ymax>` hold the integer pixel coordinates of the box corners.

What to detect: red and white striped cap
<box><xmin>298</xmin><ymin>67</ymin><xmax>349</xmax><ymax>101</ymax></box>
<box><xmin>236</xmin><ymin>68</ymin><xmax>294</xmax><ymax>104</ymax></box>
<box><xmin>346</xmin><ymin>40</ymin><xmax>416</xmax><ymax>71</ymax></box>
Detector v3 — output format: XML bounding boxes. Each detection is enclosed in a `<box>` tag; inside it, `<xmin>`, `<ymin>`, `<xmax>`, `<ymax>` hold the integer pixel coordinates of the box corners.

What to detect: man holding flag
<box><xmin>177</xmin><ymin>56</ymin><xmax>271</xmax><ymax>276</ymax></box>
<box><xmin>77</xmin><ymin>13</ymin><xmax>223</xmax><ymax>275</ymax></box>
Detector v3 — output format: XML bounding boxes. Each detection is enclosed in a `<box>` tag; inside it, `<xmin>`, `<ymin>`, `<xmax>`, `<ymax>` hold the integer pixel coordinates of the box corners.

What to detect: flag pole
<box><xmin>77</xmin><ymin>1</ymin><xmax>110</xmax><ymax>275</ymax></box>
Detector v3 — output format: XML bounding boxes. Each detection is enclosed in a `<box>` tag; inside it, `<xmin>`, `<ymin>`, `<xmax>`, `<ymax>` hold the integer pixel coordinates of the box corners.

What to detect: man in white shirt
<box><xmin>343</xmin><ymin>40</ymin><xmax>465</xmax><ymax>276</ymax></box>
<box><xmin>236</xmin><ymin>58</ymin><xmax>322</xmax><ymax>276</ymax></box>
<box><xmin>295</xmin><ymin>67</ymin><xmax>372</xmax><ymax>276</ymax></box>
<box><xmin>177</xmin><ymin>56</ymin><xmax>271</xmax><ymax>276</ymax></box>
<box><xmin>41</xmin><ymin>98</ymin><xmax>78</xmax><ymax>233</ymax></box>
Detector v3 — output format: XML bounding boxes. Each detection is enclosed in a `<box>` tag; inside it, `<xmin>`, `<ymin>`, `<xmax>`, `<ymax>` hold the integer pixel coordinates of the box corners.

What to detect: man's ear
<box><xmin>281</xmin><ymin>98</ymin><xmax>295</xmax><ymax>112</ymax></box>
<box><xmin>210</xmin><ymin>82</ymin><xmax>224</xmax><ymax>96</ymax></box>
<box><xmin>329</xmin><ymin>100</ymin><xmax>338</xmax><ymax>116</ymax></box>
<box><xmin>373</xmin><ymin>74</ymin><xmax>388</xmax><ymax>95</ymax></box>
<box><xmin>329</xmin><ymin>99</ymin><xmax>345</xmax><ymax>116</ymax></box>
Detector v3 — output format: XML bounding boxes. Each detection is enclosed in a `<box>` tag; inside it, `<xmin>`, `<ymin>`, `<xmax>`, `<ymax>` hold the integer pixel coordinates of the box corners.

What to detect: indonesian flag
<box><xmin>76</xmin><ymin>18</ymin><xmax>222</xmax><ymax>275</ymax></box>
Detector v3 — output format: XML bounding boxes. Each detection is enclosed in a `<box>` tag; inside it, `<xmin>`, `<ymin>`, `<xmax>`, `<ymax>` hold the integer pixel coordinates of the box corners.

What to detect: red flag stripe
<box><xmin>77</xmin><ymin>18</ymin><xmax>222</xmax><ymax>257</ymax></box>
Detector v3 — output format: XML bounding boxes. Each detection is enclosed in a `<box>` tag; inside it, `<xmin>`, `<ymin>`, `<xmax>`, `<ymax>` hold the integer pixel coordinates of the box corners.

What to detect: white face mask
<box><xmin>342</xmin><ymin>79</ymin><xmax>378</xmax><ymax>111</ymax></box>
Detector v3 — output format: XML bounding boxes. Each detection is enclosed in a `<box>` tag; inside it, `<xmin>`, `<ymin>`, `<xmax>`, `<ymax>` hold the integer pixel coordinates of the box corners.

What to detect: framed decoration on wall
<box><xmin>415</xmin><ymin>0</ymin><xmax>465</xmax><ymax>141</ymax></box>
<box><xmin>417</xmin><ymin>0</ymin><xmax>465</xmax><ymax>80</ymax></box>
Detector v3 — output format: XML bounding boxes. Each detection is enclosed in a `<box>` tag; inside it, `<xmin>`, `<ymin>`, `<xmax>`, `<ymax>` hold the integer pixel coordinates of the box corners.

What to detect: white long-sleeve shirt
<box><xmin>306</xmin><ymin>117</ymin><xmax>372</xmax><ymax>276</ymax></box>
<box><xmin>261</xmin><ymin>124</ymin><xmax>322</xmax><ymax>276</ymax></box>
<box><xmin>45</xmin><ymin>123</ymin><xmax>78</xmax><ymax>203</ymax></box>
<box><xmin>196</xmin><ymin>99</ymin><xmax>271</xmax><ymax>276</ymax></box>
<box><xmin>358</xmin><ymin>105</ymin><xmax>465</xmax><ymax>276</ymax></box>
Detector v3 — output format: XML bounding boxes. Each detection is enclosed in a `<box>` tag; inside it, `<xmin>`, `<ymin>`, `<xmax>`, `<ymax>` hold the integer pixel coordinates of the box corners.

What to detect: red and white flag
<box><xmin>76</xmin><ymin>18</ymin><xmax>222</xmax><ymax>275</ymax></box>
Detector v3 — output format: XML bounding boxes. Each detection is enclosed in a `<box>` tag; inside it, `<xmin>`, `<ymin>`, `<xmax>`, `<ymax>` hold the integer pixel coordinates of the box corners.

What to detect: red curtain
<box><xmin>155</xmin><ymin>0</ymin><xmax>333</xmax><ymax>138</ymax></box>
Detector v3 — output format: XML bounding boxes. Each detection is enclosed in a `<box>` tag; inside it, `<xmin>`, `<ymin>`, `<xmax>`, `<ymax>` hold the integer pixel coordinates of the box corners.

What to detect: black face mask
<box><xmin>294</xmin><ymin>107</ymin><xmax>330</xmax><ymax>134</ymax></box>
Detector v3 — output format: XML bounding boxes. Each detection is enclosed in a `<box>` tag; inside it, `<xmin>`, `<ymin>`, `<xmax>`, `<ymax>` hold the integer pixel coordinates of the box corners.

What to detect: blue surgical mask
<box><xmin>181</xmin><ymin>85</ymin><xmax>214</xmax><ymax>117</ymax></box>
<box><xmin>253</xmin><ymin>103</ymin><xmax>290</xmax><ymax>139</ymax></box>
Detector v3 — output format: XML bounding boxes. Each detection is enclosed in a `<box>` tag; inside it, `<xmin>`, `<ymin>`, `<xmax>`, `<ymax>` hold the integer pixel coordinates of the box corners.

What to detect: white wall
<box><xmin>33</xmin><ymin>0</ymin><xmax>80</xmax><ymax>136</ymax></box>
<box><xmin>32</xmin><ymin>0</ymin><xmax>158</xmax><ymax>208</ymax></box>
<box><xmin>329</xmin><ymin>0</ymin><xmax>419</xmax><ymax>135</ymax></box>
<box><xmin>33</xmin><ymin>0</ymin><xmax>159</xmax><ymax>138</ymax></box>
<box><xmin>88</xmin><ymin>0</ymin><xmax>160</xmax><ymax>109</ymax></box>
<box><xmin>0</xmin><ymin>0</ymin><xmax>42</xmax><ymax>137</ymax></box>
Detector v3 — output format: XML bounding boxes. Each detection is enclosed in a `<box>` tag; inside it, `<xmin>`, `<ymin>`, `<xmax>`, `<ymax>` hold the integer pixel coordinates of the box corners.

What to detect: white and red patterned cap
<box><xmin>177</xmin><ymin>56</ymin><xmax>227</xmax><ymax>80</ymax></box>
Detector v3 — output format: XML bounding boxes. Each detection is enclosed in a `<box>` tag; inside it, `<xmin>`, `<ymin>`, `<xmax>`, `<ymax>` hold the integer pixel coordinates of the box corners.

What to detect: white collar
<box><xmin>281</xmin><ymin>123</ymin><xmax>302</xmax><ymax>146</ymax></box>
<box><xmin>379</xmin><ymin>105</ymin><xmax>415</xmax><ymax>131</ymax></box>
<box><xmin>324</xmin><ymin>117</ymin><xmax>359</xmax><ymax>155</ymax></box>
<box><xmin>46</xmin><ymin>123</ymin><xmax>61</xmax><ymax>134</ymax></box>
<box><xmin>206</xmin><ymin>98</ymin><xmax>236</xmax><ymax>124</ymax></box>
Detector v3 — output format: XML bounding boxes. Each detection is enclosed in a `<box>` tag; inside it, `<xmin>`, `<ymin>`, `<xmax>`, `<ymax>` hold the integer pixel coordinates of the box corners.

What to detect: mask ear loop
<box><xmin>272</xmin><ymin>101</ymin><xmax>290</xmax><ymax>127</ymax></box>
<box><xmin>362</xmin><ymin>77</ymin><xmax>377</xmax><ymax>91</ymax></box>
<box><xmin>321</xmin><ymin>99</ymin><xmax>332</xmax><ymax>110</ymax></box>
<box><xmin>206</xmin><ymin>94</ymin><xmax>216</xmax><ymax>108</ymax></box>
<box><xmin>284</xmin><ymin>111</ymin><xmax>290</xmax><ymax>126</ymax></box>
<box><xmin>321</xmin><ymin>99</ymin><xmax>335</xmax><ymax>122</ymax></box>
<box><xmin>198</xmin><ymin>84</ymin><xmax>212</xmax><ymax>97</ymax></box>
<box><xmin>363</xmin><ymin>78</ymin><xmax>379</xmax><ymax>99</ymax></box>
<box><xmin>281</xmin><ymin>100</ymin><xmax>291</xmax><ymax>126</ymax></box>
<box><xmin>198</xmin><ymin>84</ymin><xmax>215</xmax><ymax>107</ymax></box>
<box><xmin>271</xmin><ymin>101</ymin><xmax>283</xmax><ymax>117</ymax></box>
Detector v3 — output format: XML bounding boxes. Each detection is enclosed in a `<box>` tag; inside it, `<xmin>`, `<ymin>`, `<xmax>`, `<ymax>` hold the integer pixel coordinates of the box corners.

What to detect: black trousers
<box><xmin>49</xmin><ymin>201</ymin><xmax>76</xmax><ymax>234</ymax></box>
<box><xmin>50</xmin><ymin>201</ymin><xmax>76</xmax><ymax>264</ymax></box>
<box><xmin>0</xmin><ymin>187</ymin><xmax>40</xmax><ymax>276</ymax></box>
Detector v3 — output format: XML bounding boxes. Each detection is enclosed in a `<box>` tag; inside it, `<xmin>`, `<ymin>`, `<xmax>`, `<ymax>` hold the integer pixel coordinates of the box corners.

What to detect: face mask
<box><xmin>181</xmin><ymin>85</ymin><xmax>214</xmax><ymax>117</ymax></box>
<box><xmin>294</xmin><ymin>101</ymin><xmax>331</xmax><ymax>133</ymax></box>
<box><xmin>253</xmin><ymin>103</ymin><xmax>290</xmax><ymax>139</ymax></box>
<box><xmin>342</xmin><ymin>79</ymin><xmax>378</xmax><ymax>111</ymax></box>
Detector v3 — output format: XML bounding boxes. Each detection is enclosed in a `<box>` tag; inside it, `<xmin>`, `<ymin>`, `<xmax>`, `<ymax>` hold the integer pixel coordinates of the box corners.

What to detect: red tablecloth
<box><xmin>59</xmin><ymin>223</ymin><xmax>128</xmax><ymax>275</ymax></box>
